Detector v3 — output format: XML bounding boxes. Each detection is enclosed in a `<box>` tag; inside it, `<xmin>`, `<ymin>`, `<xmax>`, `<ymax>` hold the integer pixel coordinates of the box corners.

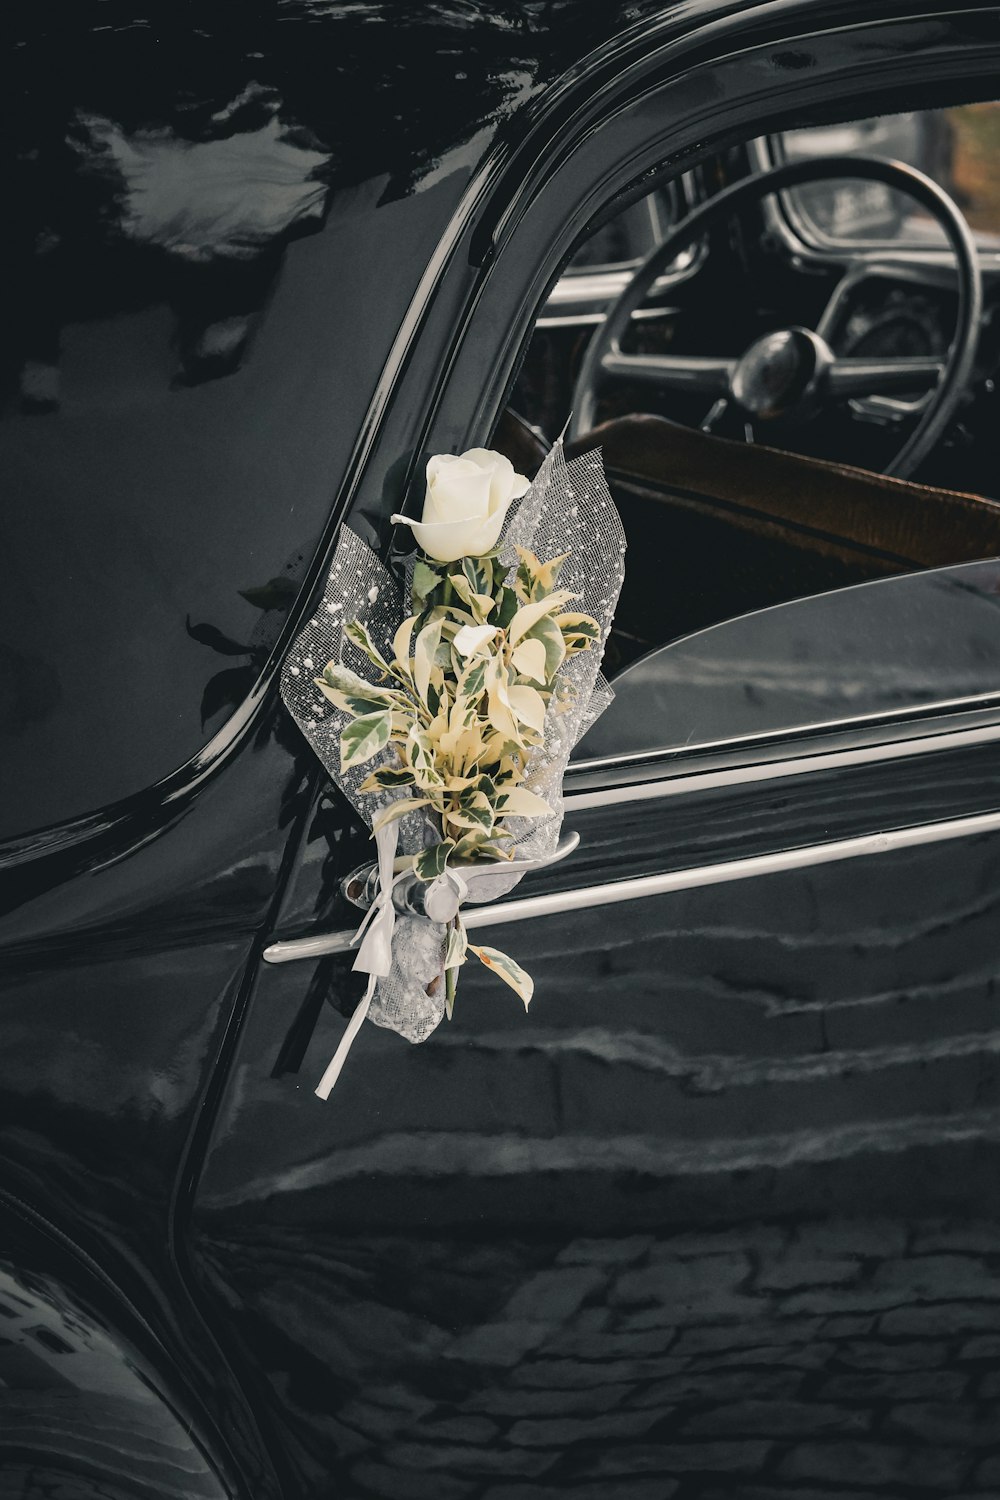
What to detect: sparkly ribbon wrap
<box><xmin>281</xmin><ymin>438</ymin><xmax>625</xmax><ymax>1090</ymax></box>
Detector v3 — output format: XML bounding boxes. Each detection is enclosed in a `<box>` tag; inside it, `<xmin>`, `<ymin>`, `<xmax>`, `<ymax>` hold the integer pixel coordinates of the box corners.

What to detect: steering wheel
<box><xmin>569</xmin><ymin>155</ymin><xmax>982</xmax><ymax>479</ymax></box>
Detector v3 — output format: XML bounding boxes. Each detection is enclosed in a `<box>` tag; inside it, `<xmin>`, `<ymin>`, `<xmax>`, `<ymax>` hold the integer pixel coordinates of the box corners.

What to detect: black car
<box><xmin>5</xmin><ymin>3</ymin><xmax>1000</xmax><ymax>1496</ymax></box>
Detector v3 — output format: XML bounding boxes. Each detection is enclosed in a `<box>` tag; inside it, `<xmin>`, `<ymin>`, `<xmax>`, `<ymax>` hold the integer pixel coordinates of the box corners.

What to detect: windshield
<box><xmin>776</xmin><ymin>104</ymin><xmax>1000</xmax><ymax>251</ymax></box>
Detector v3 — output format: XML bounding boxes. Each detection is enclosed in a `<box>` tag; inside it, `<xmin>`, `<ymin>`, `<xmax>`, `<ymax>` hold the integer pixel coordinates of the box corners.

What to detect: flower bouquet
<box><xmin>281</xmin><ymin>437</ymin><xmax>625</xmax><ymax>1098</ymax></box>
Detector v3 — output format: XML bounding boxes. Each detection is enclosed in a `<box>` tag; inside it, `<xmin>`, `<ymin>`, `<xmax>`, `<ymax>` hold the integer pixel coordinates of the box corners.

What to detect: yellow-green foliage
<box><xmin>315</xmin><ymin>545</ymin><xmax>599</xmax><ymax>882</ymax></box>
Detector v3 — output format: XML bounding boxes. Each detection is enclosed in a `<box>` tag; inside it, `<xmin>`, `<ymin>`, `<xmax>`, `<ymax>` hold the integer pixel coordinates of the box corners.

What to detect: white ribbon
<box><xmin>314</xmin><ymin>821</ymin><xmax>404</xmax><ymax>1101</ymax></box>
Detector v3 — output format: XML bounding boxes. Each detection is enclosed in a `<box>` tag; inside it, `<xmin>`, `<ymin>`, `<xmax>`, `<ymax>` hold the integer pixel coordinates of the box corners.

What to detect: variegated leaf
<box><xmin>414</xmin><ymin>839</ymin><xmax>455</xmax><ymax>881</ymax></box>
<box><xmin>370</xmin><ymin>796</ymin><xmax>433</xmax><ymax>834</ymax></box>
<box><xmin>448</xmin><ymin>572</ymin><xmax>495</xmax><ymax>623</ymax></box>
<box><xmin>345</xmin><ymin>618</ymin><xmax>392</xmax><ymax>676</ymax></box>
<box><xmin>507</xmin><ymin>684</ymin><xmax>547</xmax><ymax>737</ymax></box>
<box><xmin>469</xmin><ymin>944</ymin><xmax>534</xmax><ymax>1009</ymax></box>
<box><xmin>556</xmin><ymin>611</ymin><xmax>600</xmax><ymax>641</ymax></box>
<box><xmin>515</xmin><ymin>545</ymin><xmax>569</xmax><ymax>601</ymax></box>
<box><xmin>522</xmin><ymin>614</ymin><xmax>565</xmax><ymax>682</ymax></box>
<box><xmin>485</xmin><ymin>658</ymin><xmax>524</xmax><ymax>746</ymax></box>
<box><xmin>455</xmin><ymin>654</ymin><xmax>488</xmax><ymax>707</ymax></box>
<box><xmin>453</xmin><ymin>623</ymin><xmax>498</xmax><ymax>657</ymax></box>
<box><xmin>444</xmin><ymin>919</ymin><xmax>468</xmax><ymax>971</ymax></box>
<box><xmin>461</xmin><ymin>554</ymin><xmax>493</xmax><ymax>598</ymax></box>
<box><xmin>406</xmin><ymin>724</ymin><xmax>446</xmax><ymax>787</ymax></box>
<box><xmin>413</xmin><ymin>617</ymin><xmax>444</xmax><ymax>707</ymax></box>
<box><xmin>507</xmin><ymin>589</ymin><xmax>577</xmax><ymax>645</ymax></box>
<box><xmin>511</xmin><ymin>637</ymin><xmax>548</xmax><ymax>685</ymax></box>
<box><xmin>392</xmin><ymin>616</ymin><xmax>417</xmax><ymax>677</ymax></box>
<box><xmin>496</xmin><ymin>785</ymin><xmax>551</xmax><ymax>818</ymax></box>
<box><xmin>358</xmin><ymin>765</ymin><xmax>417</xmax><ymax>791</ymax></box>
<box><xmin>341</xmin><ymin>709</ymin><xmax>392</xmax><ymax>771</ymax></box>
<box><xmin>449</xmin><ymin>789</ymin><xmax>494</xmax><ymax>833</ymax></box>
<box><xmin>494</xmin><ymin>586</ymin><xmax>520</xmax><ymax>630</ymax></box>
<box><xmin>412</xmin><ymin>558</ymin><xmax>443</xmax><ymax>609</ymax></box>
<box><xmin>315</xmin><ymin>662</ymin><xmax>402</xmax><ymax>715</ymax></box>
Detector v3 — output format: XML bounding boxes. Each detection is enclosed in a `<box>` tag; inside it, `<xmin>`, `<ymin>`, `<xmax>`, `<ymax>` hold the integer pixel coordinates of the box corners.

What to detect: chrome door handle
<box><xmin>263</xmin><ymin>830</ymin><xmax>581</xmax><ymax>965</ymax></box>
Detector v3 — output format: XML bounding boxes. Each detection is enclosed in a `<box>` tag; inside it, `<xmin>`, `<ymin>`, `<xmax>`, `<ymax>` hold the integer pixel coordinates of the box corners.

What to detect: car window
<box><xmin>575</xmin><ymin>559</ymin><xmax>1000</xmax><ymax>762</ymax></box>
<box><xmin>775</xmin><ymin>105</ymin><xmax>1000</xmax><ymax>250</ymax></box>
<box><xmin>502</xmin><ymin>92</ymin><xmax>1000</xmax><ymax>771</ymax></box>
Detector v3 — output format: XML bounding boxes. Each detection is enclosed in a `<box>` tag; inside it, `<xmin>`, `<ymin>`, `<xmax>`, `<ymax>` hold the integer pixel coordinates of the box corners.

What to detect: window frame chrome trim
<box><xmin>566</xmin><ymin>692</ymin><xmax>1000</xmax><ymax>796</ymax></box>
<box><xmin>567</xmin><ymin>715</ymin><xmax>1000</xmax><ymax>811</ymax></box>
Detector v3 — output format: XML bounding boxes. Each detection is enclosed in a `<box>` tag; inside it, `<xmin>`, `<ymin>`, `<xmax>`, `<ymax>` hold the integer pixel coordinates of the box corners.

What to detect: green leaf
<box><xmin>341</xmin><ymin>709</ymin><xmax>393</xmax><ymax>771</ymax></box>
<box><xmin>414</xmin><ymin>840</ymin><xmax>455</xmax><ymax>881</ymax></box>
<box><xmin>468</xmin><ymin>944</ymin><xmax>534</xmax><ymax>1009</ymax></box>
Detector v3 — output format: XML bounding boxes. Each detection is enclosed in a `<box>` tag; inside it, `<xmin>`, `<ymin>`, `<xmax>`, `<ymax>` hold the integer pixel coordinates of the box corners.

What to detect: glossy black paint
<box><xmin>191</xmin><ymin>815</ymin><xmax>1000</xmax><ymax>1496</ymax></box>
<box><xmin>5</xmin><ymin>2</ymin><xmax>1000</xmax><ymax>1498</ymax></box>
<box><xmin>0</xmin><ymin>1247</ymin><xmax>231</xmax><ymax>1500</ymax></box>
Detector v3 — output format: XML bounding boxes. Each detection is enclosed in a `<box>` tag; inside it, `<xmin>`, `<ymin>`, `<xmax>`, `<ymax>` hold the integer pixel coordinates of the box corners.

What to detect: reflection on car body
<box><xmin>5</xmin><ymin>3</ymin><xmax>1000</xmax><ymax>1498</ymax></box>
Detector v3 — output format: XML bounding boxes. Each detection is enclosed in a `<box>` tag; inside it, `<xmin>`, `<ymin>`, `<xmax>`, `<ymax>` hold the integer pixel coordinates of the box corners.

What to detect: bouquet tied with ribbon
<box><xmin>281</xmin><ymin>437</ymin><xmax>625</xmax><ymax>1097</ymax></box>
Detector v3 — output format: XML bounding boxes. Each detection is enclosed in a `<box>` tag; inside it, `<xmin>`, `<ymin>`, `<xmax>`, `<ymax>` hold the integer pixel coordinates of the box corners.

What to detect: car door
<box><xmin>187</xmin><ymin>551</ymin><xmax>1000</xmax><ymax>1498</ymax></box>
<box><xmin>180</xmin><ymin>8</ymin><xmax>1000</xmax><ymax>1498</ymax></box>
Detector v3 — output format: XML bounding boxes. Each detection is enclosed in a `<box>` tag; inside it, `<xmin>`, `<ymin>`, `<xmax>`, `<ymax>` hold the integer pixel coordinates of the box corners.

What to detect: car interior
<box><xmin>492</xmin><ymin>101</ymin><xmax>1000</xmax><ymax>693</ymax></box>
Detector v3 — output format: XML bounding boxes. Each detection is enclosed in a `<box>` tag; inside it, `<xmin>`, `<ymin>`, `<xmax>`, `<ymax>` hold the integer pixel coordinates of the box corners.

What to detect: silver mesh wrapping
<box><xmin>281</xmin><ymin>438</ymin><xmax>624</xmax><ymax>1043</ymax></box>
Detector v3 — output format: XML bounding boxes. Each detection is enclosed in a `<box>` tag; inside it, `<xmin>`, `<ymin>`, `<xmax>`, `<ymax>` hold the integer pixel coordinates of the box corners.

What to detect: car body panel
<box><xmin>5</xmin><ymin>2</ymin><xmax>1000</xmax><ymax>1497</ymax></box>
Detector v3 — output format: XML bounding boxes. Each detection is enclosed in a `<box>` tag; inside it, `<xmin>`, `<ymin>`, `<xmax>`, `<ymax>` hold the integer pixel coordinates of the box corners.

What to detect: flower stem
<box><xmin>445</xmin><ymin>962</ymin><xmax>457</xmax><ymax>1020</ymax></box>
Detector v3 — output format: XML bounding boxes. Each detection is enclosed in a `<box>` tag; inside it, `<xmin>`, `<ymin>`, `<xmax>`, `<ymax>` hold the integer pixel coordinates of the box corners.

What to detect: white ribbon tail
<box><xmin>314</xmin><ymin>820</ymin><xmax>401</xmax><ymax>1102</ymax></box>
<box><xmin>314</xmin><ymin>974</ymin><xmax>375</xmax><ymax>1101</ymax></box>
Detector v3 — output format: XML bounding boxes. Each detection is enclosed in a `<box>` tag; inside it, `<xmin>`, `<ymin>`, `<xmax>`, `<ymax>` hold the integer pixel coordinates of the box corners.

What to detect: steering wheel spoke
<box><xmin>827</xmin><ymin>356</ymin><xmax>944</xmax><ymax>399</ymax></box>
<box><xmin>600</xmin><ymin>350</ymin><xmax>735</xmax><ymax>396</ymax></box>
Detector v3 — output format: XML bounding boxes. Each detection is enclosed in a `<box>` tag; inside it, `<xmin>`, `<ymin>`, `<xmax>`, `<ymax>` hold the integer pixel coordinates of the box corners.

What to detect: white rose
<box><xmin>391</xmin><ymin>447</ymin><xmax>530</xmax><ymax>563</ymax></box>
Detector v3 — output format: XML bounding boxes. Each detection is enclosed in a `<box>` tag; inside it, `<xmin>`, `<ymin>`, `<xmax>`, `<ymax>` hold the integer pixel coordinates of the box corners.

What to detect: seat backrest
<box><xmin>563</xmin><ymin>414</ymin><xmax>1000</xmax><ymax>661</ymax></box>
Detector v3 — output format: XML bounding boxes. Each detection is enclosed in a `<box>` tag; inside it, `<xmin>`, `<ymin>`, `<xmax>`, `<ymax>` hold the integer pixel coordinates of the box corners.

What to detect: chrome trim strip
<box><xmin>567</xmin><ymin>719</ymin><xmax>1000</xmax><ymax>811</ymax></box>
<box><xmin>569</xmin><ymin>687</ymin><xmax>1000</xmax><ymax>781</ymax></box>
<box><xmin>262</xmin><ymin>804</ymin><xmax>1000</xmax><ymax>964</ymax></box>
